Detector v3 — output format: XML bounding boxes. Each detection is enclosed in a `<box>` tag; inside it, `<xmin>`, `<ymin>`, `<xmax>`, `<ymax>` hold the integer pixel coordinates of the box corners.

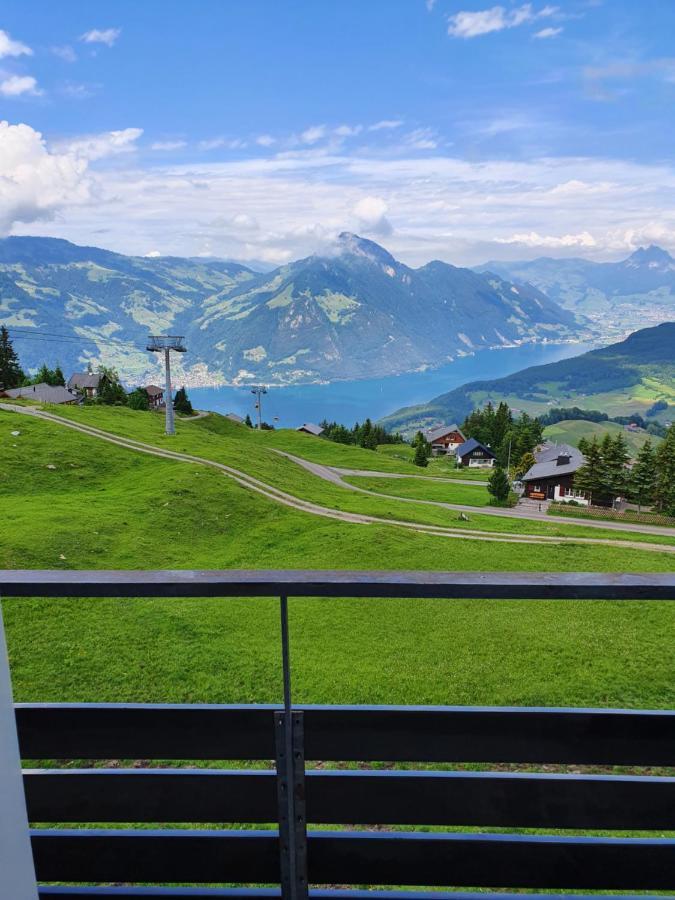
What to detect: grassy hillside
<box><xmin>1</xmin><ymin>405</ymin><xmax>674</xmax><ymax>710</ymax></box>
<box><xmin>543</xmin><ymin>420</ymin><xmax>661</xmax><ymax>456</ymax></box>
<box><xmin>381</xmin><ymin>322</ymin><xmax>675</xmax><ymax>434</ymax></box>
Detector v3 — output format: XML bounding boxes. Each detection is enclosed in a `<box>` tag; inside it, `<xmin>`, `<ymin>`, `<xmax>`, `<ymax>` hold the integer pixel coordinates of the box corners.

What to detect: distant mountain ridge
<box><xmin>475</xmin><ymin>245</ymin><xmax>675</xmax><ymax>334</ymax></box>
<box><xmin>380</xmin><ymin>321</ymin><xmax>675</xmax><ymax>434</ymax></box>
<box><xmin>0</xmin><ymin>233</ymin><xmax>581</xmax><ymax>385</ymax></box>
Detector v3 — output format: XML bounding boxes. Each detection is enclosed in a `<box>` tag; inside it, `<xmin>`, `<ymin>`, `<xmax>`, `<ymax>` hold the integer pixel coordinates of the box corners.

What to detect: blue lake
<box><xmin>189</xmin><ymin>341</ymin><xmax>597</xmax><ymax>427</ymax></box>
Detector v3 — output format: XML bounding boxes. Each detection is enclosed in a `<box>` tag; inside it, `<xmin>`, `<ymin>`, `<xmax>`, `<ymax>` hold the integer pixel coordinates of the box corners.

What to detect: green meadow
<box><xmin>1</xmin><ymin>405</ymin><xmax>674</xmax><ymax>710</ymax></box>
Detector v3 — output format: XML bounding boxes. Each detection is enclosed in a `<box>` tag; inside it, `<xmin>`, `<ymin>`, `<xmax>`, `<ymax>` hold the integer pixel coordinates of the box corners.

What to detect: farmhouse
<box><xmin>67</xmin><ymin>373</ymin><xmax>100</xmax><ymax>399</ymax></box>
<box><xmin>424</xmin><ymin>424</ymin><xmax>466</xmax><ymax>456</ymax></box>
<box><xmin>455</xmin><ymin>437</ymin><xmax>496</xmax><ymax>468</ymax></box>
<box><xmin>297</xmin><ymin>422</ymin><xmax>324</xmax><ymax>436</ymax></box>
<box><xmin>144</xmin><ymin>385</ymin><xmax>165</xmax><ymax>409</ymax></box>
<box><xmin>1</xmin><ymin>383</ymin><xmax>79</xmax><ymax>405</ymax></box>
<box><xmin>521</xmin><ymin>442</ymin><xmax>588</xmax><ymax>504</ymax></box>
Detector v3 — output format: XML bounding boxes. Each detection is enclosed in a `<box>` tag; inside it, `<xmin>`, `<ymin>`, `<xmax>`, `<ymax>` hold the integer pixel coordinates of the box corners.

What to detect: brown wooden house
<box><xmin>145</xmin><ymin>385</ymin><xmax>165</xmax><ymax>409</ymax></box>
<box><xmin>424</xmin><ymin>424</ymin><xmax>466</xmax><ymax>456</ymax></box>
<box><xmin>521</xmin><ymin>443</ymin><xmax>588</xmax><ymax>504</ymax></box>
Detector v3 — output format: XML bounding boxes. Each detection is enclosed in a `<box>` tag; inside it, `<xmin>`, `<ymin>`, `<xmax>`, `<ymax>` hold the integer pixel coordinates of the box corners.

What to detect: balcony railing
<box><xmin>1</xmin><ymin>570</ymin><xmax>674</xmax><ymax>900</ymax></box>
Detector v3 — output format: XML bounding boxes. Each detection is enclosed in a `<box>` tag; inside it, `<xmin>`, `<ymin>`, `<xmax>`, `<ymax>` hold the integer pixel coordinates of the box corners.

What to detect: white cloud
<box><xmin>334</xmin><ymin>124</ymin><xmax>362</xmax><ymax>137</ymax></box>
<box><xmin>199</xmin><ymin>137</ymin><xmax>247</xmax><ymax>151</ymax></box>
<box><xmin>144</xmin><ymin>250</ymin><xmax>162</xmax><ymax>257</ymax></box>
<box><xmin>151</xmin><ymin>140</ymin><xmax>187</xmax><ymax>151</ymax></box>
<box><xmin>405</xmin><ymin>127</ymin><xmax>438</xmax><ymax>149</ymax></box>
<box><xmin>353</xmin><ymin>195</ymin><xmax>393</xmax><ymax>236</ymax></box>
<box><xmin>0</xmin><ymin>29</ymin><xmax>32</xmax><ymax>58</ymax></box>
<box><xmin>52</xmin><ymin>44</ymin><xmax>77</xmax><ymax>62</ymax></box>
<box><xmin>368</xmin><ymin>119</ymin><xmax>404</xmax><ymax>131</ymax></box>
<box><xmin>256</xmin><ymin>134</ymin><xmax>276</xmax><ymax>147</ymax></box>
<box><xmin>80</xmin><ymin>28</ymin><xmax>121</xmax><ymax>47</ymax></box>
<box><xmin>0</xmin><ymin>75</ymin><xmax>42</xmax><ymax>97</ymax></box>
<box><xmin>58</xmin><ymin>127</ymin><xmax>142</xmax><ymax>161</ymax></box>
<box><xmin>8</xmin><ymin>126</ymin><xmax>675</xmax><ymax>266</ymax></box>
<box><xmin>534</xmin><ymin>26</ymin><xmax>562</xmax><ymax>38</ymax></box>
<box><xmin>495</xmin><ymin>230</ymin><xmax>597</xmax><ymax>248</ymax></box>
<box><xmin>448</xmin><ymin>4</ymin><xmax>558</xmax><ymax>38</ymax></box>
<box><xmin>300</xmin><ymin>124</ymin><xmax>326</xmax><ymax>144</ymax></box>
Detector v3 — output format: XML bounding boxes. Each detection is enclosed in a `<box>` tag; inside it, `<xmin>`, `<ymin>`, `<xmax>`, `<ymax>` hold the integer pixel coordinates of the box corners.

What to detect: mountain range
<box><xmin>380</xmin><ymin>322</ymin><xmax>675</xmax><ymax>434</ymax></box>
<box><xmin>0</xmin><ymin>234</ymin><xmax>580</xmax><ymax>386</ymax></box>
<box><xmin>475</xmin><ymin>245</ymin><xmax>675</xmax><ymax>335</ymax></box>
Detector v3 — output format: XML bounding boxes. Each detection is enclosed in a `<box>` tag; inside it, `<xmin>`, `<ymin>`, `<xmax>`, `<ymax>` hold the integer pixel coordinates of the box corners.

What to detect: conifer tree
<box><xmin>244</xmin><ymin>414</ymin><xmax>253</xmax><ymax>428</ymax></box>
<box><xmin>487</xmin><ymin>466</ymin><xmax>511</xmax><ymax>504</ymax></box>
<box><xmin>574</xmin><ymin>436</ymin><xmax>605</xmax><ymax>506</ymax></box>
<box><xmin>604</xmin><ymin>433</ymin><xmax>630</xmax><ymax>503</ymax></box>
<box><xmin>654</xmin><ymin>427</ymin><xmax>675</xmax><ymax>516</ymax></box>
<box><xmin>173</xmin><ymin>386</ymin><xmax>193</xmax><ymax>415</ymax></box>
<box><xmin>0</xmin><ymin>326</ymin><xmax>24</xmax><ymax>389</ymax></box>
<box><xmin>629</xmin><ymin>439</ymin><xmax>656</xmax><ymax>512</ymax></box>
<box><xmin>413</xmin><ymin>439</ymin><xmax>429</xmax><ymax>467</ymax></box>
<box><xmin>52</xmin><ymin>364</ymin><xmax>65</xmax><ymax>387</ymax></box>
<box><xmin>514</xmin><ymin>451</ymin><xmax>536</xmax><ymax>480</ymax></box>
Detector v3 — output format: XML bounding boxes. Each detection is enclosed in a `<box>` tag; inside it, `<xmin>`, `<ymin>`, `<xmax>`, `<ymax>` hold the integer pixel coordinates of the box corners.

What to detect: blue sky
<box><xmin>1</xmin><ymin>1</ymin><xmax>674</xmax><ymax>266</ymax></box>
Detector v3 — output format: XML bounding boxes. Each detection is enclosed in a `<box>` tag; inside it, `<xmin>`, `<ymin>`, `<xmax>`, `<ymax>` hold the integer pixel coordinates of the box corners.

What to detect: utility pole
<box><xmin>146</xmin><ymin>336</ymin><xmax>187</xmax><ymax>435</ymax></box>
<box><xmin>251</xmin><ymin>385</ymin><xmax>267</xmax><ymax>429</ymax></box>
<box><xmin>506</xmin><ymin>437</ymin><xmax>513</xmax><ymax>475</ymax></box>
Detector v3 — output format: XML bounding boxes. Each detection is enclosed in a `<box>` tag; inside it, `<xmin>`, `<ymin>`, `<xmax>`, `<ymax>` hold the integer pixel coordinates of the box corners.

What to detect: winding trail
<box><xmin>274</xmin><ymin>450</ymin><xmax>675</xmax><ymax>541</ymax></box>
<box><xmin>2</xmin><ymin>403</ymin><xmax>674</xmax><ymax>555</ymax></box>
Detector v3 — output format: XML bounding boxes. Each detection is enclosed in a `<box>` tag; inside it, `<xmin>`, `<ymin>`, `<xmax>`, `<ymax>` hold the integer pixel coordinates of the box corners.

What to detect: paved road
<box><xmin>2</xmin><ymin>403</ymin><xmax>674</xmax><ymax>554</ymax></box>
<box><xmin>274</xmin><ymin>450</ymin><xmax>675</xmax><ymax>541</ymax></box>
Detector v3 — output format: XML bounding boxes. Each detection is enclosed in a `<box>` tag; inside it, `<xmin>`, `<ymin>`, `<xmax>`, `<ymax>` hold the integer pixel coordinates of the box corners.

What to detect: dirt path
<box><xmin>274</xmin><ymin>450</ymin><xmax>675</xmax><ymax>541</ymax></box>
<box><xmin>3</xmin><ymin>403</ymin><xmax>674</xmax><ymax>554</ymax></box>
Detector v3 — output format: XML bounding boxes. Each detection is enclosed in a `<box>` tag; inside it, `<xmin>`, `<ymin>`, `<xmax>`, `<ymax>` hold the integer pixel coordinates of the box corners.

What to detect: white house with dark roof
<box><xmin>455</xmin><ymin>437</ymin><xmax>496</xmax><ymax>468</ymax></box>
<box><xmin>423</xmin><ymin>424</ymin><xmax>466</xmax><ymax>456</ymax></box>
<box><xmin>67</xmin><ymin>373</ymin><xmax>100</xmax><ymax>399</ymax></box>
<box><xmin>521</xmin><ymin>442</ymin><xmax>588</xmax><ymax>504</ymax></box>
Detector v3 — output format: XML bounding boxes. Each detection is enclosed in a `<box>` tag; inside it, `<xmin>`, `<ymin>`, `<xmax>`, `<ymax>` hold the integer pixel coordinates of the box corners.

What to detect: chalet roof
<box><xmin>521</xmin><ymin>443</ymin><xmax>586</xmax><ymax>482</ymax></box>
<box><xmin>297</xmin><ymin>422</ymin><xmax>324</xmax><ymax>436</ymax></box>
<box><xmin>145</xmin><ymin>385</ymin><xmax>164</xmax><ymax>396</ymax></box>
<box><xmin>226</xmin><ymin>413</ymin><xmax>244</xmax><ymax>423</ymax></box>
<box><xmin>3</xmin><ymin>383</ymin><xmax>78</xmax><ymax>404</ymax></box>
<box><xmin>455</xmin><ymin>437</ymin><xmax>495</xmax><ymax>459</ymax></box>
<box><xmin>67</xmin><ymin>373</ymin><xmax>100</xmax><ymax>390</ymax></box>
<box><xmin>425</xmin><ymin>424</ymin><xmax>464</xmax><ymax>443</ymax></box>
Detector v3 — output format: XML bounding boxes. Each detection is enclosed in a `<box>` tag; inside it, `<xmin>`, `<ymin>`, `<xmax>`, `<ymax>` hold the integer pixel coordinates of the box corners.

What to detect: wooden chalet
<box><xmin>424</xmin><ymin>424</ymin><xmax>466</xmax><ymax>456</ymax></box>
<box><xmin>145</xmin><ymin>385</ymin><xmax>165</xmax><ymax>409</ymax></box>
<box><xmin>455</xmin><ymin>437</ymin><xmax>496</xmax><ymax>468</ymax></box>
<box><xmin>297</xmin><ymin>422</ymin><xmax>324</xmax><ymax>436</ymax></box>
<box><xmin>67</xmin><ymin>373</ymin><xmax>100</xmax><ymax>399</ymax></box>
<box><xmin>521</xmin><ymin>443</ymin><xmax>588</xmax><ymax>504</ymax></box>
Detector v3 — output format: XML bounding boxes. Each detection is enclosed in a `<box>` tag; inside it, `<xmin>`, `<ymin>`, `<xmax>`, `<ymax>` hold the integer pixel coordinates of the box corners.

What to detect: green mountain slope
<box><xmin>380</xmin><ymin>322</ymin><xmax>675</xmax><ymax>433</ymax></box>
<box><xmin>0</xmin><ymin>233</ymin><xmax>582</xmax><ymax>386</ymax></box>
<box><xmin>475</xmin><ymin>245</ymin><xmax>675</xmax><ymax>334</ymax></box>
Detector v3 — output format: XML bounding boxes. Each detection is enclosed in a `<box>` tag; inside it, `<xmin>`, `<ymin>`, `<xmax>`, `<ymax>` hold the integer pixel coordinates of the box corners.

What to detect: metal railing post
<box><xmin>276</xmin><ymin>595</ymin><xmax>308</xmax><ymax>899</ymax></box>
<box><xmin>0</xmin><ymin>596</ymin><xmax>39</xmax><ymax>899</ymax></box>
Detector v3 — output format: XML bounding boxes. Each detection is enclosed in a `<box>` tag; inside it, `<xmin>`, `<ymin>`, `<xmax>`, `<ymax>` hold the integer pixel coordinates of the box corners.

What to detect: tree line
<box><xmin>320</xmin><ymin>418</ymin><xmax>402</xmax><ymax>450</ymax></box>
<box><xmin>575</xmin><ymin>431</ymin><xmax>675</xmax><ymax>515</ymax></box>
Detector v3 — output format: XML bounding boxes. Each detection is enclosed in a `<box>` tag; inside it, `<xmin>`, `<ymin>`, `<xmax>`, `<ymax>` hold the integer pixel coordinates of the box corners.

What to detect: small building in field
<box><xmin>67</xmin><ymin>373</ymin><xmax>100</xmax><ymax>399</ymax></box>
<box><xmin>455</xmin><ymin>437</ymin><xmax>496</xmax><ymax>468</ymax></box>
<box><xmin>521</xmin><ymin>443</ymin><xmax>588</xmax><ymax>504</ymax></box>
<box><xmin>297</xmin><ymin>422</ymin><xmax>324</xmax><ymax>436</ymax></box>
<box><xmin>144</xmin><ymin>385</ymin><xmax>164</xmax><ymax>409</ymax></box>
<box><xmin>225</xmin><ymin>413</ymin><xmax>244</xmax><ymax>424</ymax></box>
<box><xmin>424</xmin><ymin>424</ymin><xmax>466</xmax><ymax>456</ymax></box>
<box><xmin>1</xmin><ymin>383</ymin><xmax>79</xmax><ymax>405</ymax></box>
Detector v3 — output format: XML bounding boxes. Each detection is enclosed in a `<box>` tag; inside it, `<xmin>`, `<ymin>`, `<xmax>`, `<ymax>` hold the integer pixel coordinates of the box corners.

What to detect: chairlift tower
<box><xmin>146</xmin><ymin>335</ymin><xmax>186</xmax><ymax>435</ymax></box>
<box><xmin>250</xmin><ymin>385</ymin><xmax>267</xmax><ymax>429</ymax></box>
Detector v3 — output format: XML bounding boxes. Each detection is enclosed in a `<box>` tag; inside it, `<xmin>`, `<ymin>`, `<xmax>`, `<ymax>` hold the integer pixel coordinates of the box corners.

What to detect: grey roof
<box><xmin>226</xmin><ymin>413</ymin><xmax>244</xmax><ymax>423</ymax></box>
<box><xmin>4</xmin><ymin>383</ymin><xmax>78</xmax><ymax>404</ymax></box>
<box><xmin>68</xmin><ymin>373</ymin><xmax>100</xmax><ymax>390</ymax></box>
<box><xmin>297</xmin><ymin>422</ymin><xmax>324</xmax><ymax>436</ymax></box>
<box><xmin>425</xmin><ymin>424</ymin><xmax>464</xmax><ymax>443</ymax></box>
<box><xmin>455</xmin><ymin>437</ymin><xmax>495</xmax><ymax>459</ymax></box>
<box><xmin>145</xmin><ymin>385</ymin><xmax>164</xmax><ymax>396</ymax></box>
<box><xmin>522</xmin><ymin>443</ymin><xmax>586</xmax><ymax>482</ymax></box>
